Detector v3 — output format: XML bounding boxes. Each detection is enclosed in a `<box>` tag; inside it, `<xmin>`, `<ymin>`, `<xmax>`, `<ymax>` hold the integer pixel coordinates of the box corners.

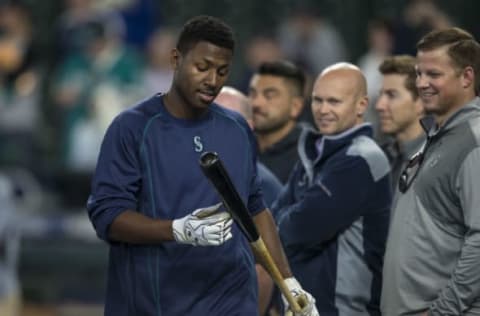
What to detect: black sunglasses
<box><xmin>399</xmin><ymin>115</ymin><xmax>437</xmax><ymax>193</ymax></box>
<box><xmin>398</xmin><ymin>149</ymin><xmax>425</xmax><ymax>193</ymax></box>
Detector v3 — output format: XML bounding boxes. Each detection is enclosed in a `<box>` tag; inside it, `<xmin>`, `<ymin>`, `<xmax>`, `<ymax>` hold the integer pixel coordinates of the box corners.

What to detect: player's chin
<box><xmin>379</xmin><ymin>123</ymin><xmax>394</xmax><ymax>134</ymax></box>
<box><xmin>318</xmin><ymin>126</ymin><xmax>334</xmax><ymax>135</ymax></box>
<box><xmin>423</xmin><ymin>102</ymin><xmax>440</xmax><ymax>115</ymax></box>
<box><xmin>420</xmin><ymin>95</ymin><xmax>438</xmax><ymax>109</ymax></box>
<box><xmin>192</xmin><ymin>97</ymin><xmax>212</xmax><ymax>109</ymax></box>
<box><xmin>317</xmin><ymin>121</ymin><xmax>333</xmax><ymax>134</ymax></box>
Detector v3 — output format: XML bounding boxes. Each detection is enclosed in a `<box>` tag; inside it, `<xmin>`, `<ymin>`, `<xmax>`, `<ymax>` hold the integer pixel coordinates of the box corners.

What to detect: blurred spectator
<box><xmin>115</xmin><ymin>0</ymin><xmax>160</xmax><ymax>50</ymax></box>
<box><xmin>0</xmin><ymin>2</ymin><xmax>42</xmax><ymax>170</ymax></box>
<box><xmin>277</xmin><ymin>6</ymin><xmax>347</xmax><ymax>77</ymax></box>
<box><xmin>0</xmin><ymin>173</ymin><xmax>21</xmax><ymax>316</ymax></box>
<box><xmin>79</xmin><ymin>0</ymin><xmax>160</xmax><ymax>50</ymax></box>
<box><xmin>56</xmin><ymin>0</ymin><xmax>158</xmax><ymax>58</ymax></box>
<box><xmin>55</xmin><ymin>0</ymin><xmax>99</xmax><ymax>59</ymax></box>
<box><xmin>237</xmin><ymin>35</ymin><xmax>283</xmax><ymax>94</ymax></box>
<box><xmin>141</xmin><ymin>27</ymin><xmax>176</xmax><ymax>97</ymax></box>
<box><xmin>215</xmin><ymin>86</ymin><xmax>283</xmax><ymax>316</ymax></box>
<box><xmin>358</xmin><ymin>18</ymin><xmax>395</xmax><ymax>140</ymax></box>
<box><xmin>52</xmin><ymin>11</ymin><xmax>144</xmax><ymax>172</ymax></box>
<box><xmin>393</xmin><ymin>0</ymin><xmax>453</xmax><ymax>55</ymax></box>
<box><xmin>215</xmin><ymin>86</ymin><xmax>283</xmax><ymax>208</ymax></box>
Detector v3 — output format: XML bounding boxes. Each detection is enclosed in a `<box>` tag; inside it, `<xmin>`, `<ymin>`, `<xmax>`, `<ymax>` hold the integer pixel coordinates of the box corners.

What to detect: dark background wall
<box><xmin>24</xmin><ymin>0</ymin><xmax>480</xmax><ymax>85</ymax></box>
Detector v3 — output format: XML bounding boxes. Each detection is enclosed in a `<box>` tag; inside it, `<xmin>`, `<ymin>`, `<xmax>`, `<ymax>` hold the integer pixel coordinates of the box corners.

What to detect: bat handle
<box><xmin>251</xmin><ymin>238</ymin><xmax>302</xmax><ymax>313</ymax></box>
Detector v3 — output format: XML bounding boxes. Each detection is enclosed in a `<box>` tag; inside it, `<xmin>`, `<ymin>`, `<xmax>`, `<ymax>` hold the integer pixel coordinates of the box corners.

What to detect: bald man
<box><xmin>272</xmin><ymin>63</ymin><xmax>392</xmax><ymax>315</ymax></box>
<box><xmin>215</xmin><ymin>87</ymin><xmax>254</xmax><ymax>126</ymax></box>
<box><xmin>215</xmin><ymin>87</ymin><xmax>283</xmax><ymax>208</ymax></box>
<box><xmin>215</xmin><ymin>87</ymin><xmax>283</xmax><ymax>316</ymax></box>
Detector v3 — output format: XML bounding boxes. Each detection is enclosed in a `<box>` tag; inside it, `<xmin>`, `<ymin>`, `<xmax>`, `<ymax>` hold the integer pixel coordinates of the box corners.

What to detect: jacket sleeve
<box><xmin>430</xmin><ymin>147</ymin><xmax>480</xmax><ymax>315</ymax></box>
<box><xmin>86</xmin><ymin>114</ymin><xmax>142</xmax><ymax>241</ymax></box>
<box><xmin>275</xmin><ymin>155</ymin><xmax>374</xmax><ymax>248</ymax></box>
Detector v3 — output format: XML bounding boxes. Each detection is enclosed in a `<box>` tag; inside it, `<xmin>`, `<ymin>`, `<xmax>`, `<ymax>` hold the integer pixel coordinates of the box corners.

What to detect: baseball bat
<box><xmin>199</xmin><ymin>151</ymin><xmax>302</xmax><ymax>313</ymax></box>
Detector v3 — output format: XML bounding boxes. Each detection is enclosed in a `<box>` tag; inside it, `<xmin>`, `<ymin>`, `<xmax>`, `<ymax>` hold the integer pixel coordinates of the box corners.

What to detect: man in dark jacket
<box><xmin>274</xmin><ymin>62</ymin><xmax>392</xmax><ymax>316</ymax></box>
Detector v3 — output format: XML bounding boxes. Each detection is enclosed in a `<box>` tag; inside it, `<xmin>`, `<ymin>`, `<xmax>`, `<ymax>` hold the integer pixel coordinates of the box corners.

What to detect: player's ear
<box><xmin>356</xmin><ymin>95</ymin><xmax>369</xmax><ymax>117</ymax></box>
<box><xmin>171</xmin><ymin>48</ymin><xmax>181</xmax><ymax>70</ymax></box>
<box><xmin>290</xmin><ymin>96</ymin><xmax>304</xmax><ymax>120</ymax></box>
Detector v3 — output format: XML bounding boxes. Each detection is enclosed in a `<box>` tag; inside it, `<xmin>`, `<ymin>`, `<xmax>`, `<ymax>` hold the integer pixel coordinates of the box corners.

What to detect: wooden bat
<box><xmin>199</xmin><ymin>151</ymin><xmax>302</xmax><ymax>313</ymax></box>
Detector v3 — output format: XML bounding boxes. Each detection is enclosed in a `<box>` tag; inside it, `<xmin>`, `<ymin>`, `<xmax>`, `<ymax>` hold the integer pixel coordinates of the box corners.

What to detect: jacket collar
<box><xmin>420</xmin><ymin>97</ymin><xmax>480</xmax><ymax>139</ymax></box>
<box><xmin>382</xmin><ymin>133</ymin><xmax>426</xmax><ymax>162</ymax></box>
<box><xmin>298</xmin><ymin>123</ymin><xmax>373</xmax><ymax>183</ymax></box>
<box><xmin>314</xmin><ymin>123</ymin><xmax>373</xmax><ymax>162</ymax></box>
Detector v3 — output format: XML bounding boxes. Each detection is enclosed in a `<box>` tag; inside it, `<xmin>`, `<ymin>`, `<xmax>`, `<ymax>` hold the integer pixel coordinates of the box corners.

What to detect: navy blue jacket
<box><xmin>273</xmin><ymin>124</ymin><xmax>391</xmax><ymax>316</ymax></box>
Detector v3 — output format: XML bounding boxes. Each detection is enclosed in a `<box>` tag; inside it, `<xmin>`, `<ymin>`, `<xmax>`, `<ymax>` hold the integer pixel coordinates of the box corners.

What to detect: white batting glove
<box><xmin>172</xmin><ymin>203</ymin><xmax>233</xmax><ymax>246</ymax></box>
<box><xmin>283</xmin><ymin>277</ymin><xmax>319</xmax><ymax>316</ymax></box>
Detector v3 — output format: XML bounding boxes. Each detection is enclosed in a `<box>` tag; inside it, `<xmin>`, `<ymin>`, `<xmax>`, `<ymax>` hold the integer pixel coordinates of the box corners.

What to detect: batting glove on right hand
<box><xmin>172</xmin><ymin>203</ymin><xmax>233</xmax><ymax>246</ymax></box>
<box><xmin>283</xmin><ymin>277</ymin><xmax>319</xmax><ymax>316</ymax></box>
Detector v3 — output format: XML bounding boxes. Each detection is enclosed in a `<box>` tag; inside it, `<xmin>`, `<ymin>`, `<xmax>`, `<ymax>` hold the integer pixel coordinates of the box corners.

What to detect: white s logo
<box><xmin>193</xmin><ymin>136</ymin><xmax>203</xmax><ymax>152</ymax></box>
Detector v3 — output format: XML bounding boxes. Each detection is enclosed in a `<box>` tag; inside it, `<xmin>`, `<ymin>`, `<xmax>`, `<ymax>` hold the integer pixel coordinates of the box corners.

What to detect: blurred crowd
<box><xmin>0</xmin><ymin>0</ymin><xmax>471</xmax><ymax>315</ymax></box>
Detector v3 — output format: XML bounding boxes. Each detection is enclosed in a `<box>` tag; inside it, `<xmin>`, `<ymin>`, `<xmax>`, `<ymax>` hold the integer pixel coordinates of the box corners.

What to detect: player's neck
<box><xmin>163</xmin><ymin>91</ymin><xmax>206</xmax><ymax>120</ymax></box>
<box><xmin>434</xmin><ymin>92</ymin><xmax>476</xmax><ymax>127</ymax></box>
<box><xmin>396</xmin><ymin>121</ymin><xmax>424</xmax><ymax>144</ymax></box>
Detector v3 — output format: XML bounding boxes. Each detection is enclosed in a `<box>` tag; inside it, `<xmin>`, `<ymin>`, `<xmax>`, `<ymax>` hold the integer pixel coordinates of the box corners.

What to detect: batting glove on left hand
<box><xmin>283</xmin><ymin>277</ymin><xmax>319</xmax><ymax>316</ymax></box>
<box><xmin>172</xmin><ymin>203</ymin><xmax>233</xmax><ymax>246</ymax></box>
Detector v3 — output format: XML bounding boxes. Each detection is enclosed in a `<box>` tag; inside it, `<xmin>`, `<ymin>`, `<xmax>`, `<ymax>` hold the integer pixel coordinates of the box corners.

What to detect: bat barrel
<box><xmin>199</xmin><ymin>151</ymin><xmax>260</xmax><ymax>242</ymax></box>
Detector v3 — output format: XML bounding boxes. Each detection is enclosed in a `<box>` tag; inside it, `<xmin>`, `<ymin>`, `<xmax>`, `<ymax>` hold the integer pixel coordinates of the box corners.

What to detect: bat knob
<box><xmin>199</xmin><ymin>151</ymin><xmax>219</xmax><ymax>167</ymax></box>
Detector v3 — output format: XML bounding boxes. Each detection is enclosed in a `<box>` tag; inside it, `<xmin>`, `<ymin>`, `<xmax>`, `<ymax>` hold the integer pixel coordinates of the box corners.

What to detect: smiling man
<box><xmin>375</xmin><ymin>55</ymin><xmax>425</xmax><ymax>191</ymax></box>
<box><xmin>382</xmin><ymin>27</ymin><xmax>480</xmax><ymax>316</ymax></box>
<box><xmin>87</xmin><ymin>15</ymin><xmax>317</xmax><ymax>316</ymax></box>
<box><xmin>273</xmin><ymin>62</ymin><xmax>391</xmax><ymax>316</ymax></box>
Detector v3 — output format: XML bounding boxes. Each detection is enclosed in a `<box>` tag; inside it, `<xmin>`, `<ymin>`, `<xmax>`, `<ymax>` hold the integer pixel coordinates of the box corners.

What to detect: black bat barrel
<box><xmin>199</xmin><ymin>151</ymin><xmax>260</xmax><ymax>242</ymax></box>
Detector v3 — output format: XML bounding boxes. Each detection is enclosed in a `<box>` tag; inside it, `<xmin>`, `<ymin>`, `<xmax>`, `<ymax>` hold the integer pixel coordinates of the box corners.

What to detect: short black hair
<box><xmin>176</xmin><ymin>15</ymin><xmax>235</xmax><ymax>54</ymax></box>
<box><xmin>256</xmin><ymin>60</ymin><xmax>306</xmax><ymax>97</ymax></box>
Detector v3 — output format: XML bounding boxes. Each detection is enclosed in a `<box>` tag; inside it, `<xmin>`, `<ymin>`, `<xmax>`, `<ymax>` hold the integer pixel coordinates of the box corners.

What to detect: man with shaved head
<box><xmin>215</xmin><ymin>87</ymin><xmax>282</xmax><ymax>208</ymax></box>
<box><xmin>273</xmin><ymin>62</ymin><xmax>392</xmax><ymax>315</ymax></box>
<box><xmin>215</xmin><ymin>86</ymin><xmax>254</xmax><ymax>126</ymax></box>
<box><xmin>215</xmin><ymin>87</ymin><xmax>283</xmax><ymax>316</ymax></box>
